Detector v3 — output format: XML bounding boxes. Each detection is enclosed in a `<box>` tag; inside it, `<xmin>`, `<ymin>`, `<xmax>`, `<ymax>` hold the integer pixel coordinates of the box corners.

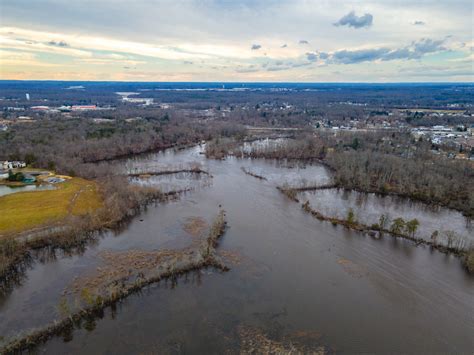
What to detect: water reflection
<box><xmin>0</xmin><ymin>184</ymin><xmax>55</xmax><ymax>197</ymax></box>
<box><xmin>1</xmin><ymin>143</ymin><xmax>473</xmax><ymax>354</ymax></box>
<box><xmin>299</xmin><ymin>188</ymin><xmax>473</xmax><ymax>245</ymax></box>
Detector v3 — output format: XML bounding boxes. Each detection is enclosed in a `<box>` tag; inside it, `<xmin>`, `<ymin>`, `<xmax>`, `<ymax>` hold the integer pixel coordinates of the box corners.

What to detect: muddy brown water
<box><xmin>1</xmin><ymin>145</ymin><xmax>473</xmax><ymax>353</ymax></box>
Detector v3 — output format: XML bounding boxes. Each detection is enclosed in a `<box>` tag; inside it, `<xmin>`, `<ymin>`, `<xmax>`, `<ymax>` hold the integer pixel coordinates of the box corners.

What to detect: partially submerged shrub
<box><xmin>390</xmin><ymin>217</ymin><xmax>405</xmax><ymax>234</ymax></box>
<box><xmin>346</xmin><ymin>208</ymin><xmax>356</xmax><ymax>225</ymax></box>
<box><xmin>463</xmin><ymin>249</ymin><xmax>474</xmax><ymax>273</ymax></box>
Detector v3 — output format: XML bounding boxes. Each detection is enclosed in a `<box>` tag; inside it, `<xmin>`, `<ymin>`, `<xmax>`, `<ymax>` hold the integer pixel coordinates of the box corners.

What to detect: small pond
<box><xmin>0</xmin><ymin>184</ymin><xmax>56</xmax><ymax>197</ymax></box>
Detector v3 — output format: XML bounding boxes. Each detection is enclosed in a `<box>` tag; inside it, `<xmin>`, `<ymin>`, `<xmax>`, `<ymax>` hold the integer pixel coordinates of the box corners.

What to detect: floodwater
<box><xmin>1</xmin><ymin>145</ymin><xmax>473</xmax><ymax>353</ymax></box>
<box><xmin>299</xmin><ymin>188</ymin><xmax>473</xmax><ymax>246</ymax></box>
<box><xmin>130</xmin><ymin>171</ymin><xmax>212</xmax><ymax>193</ymax></box>
<box><xmin>0</xmin><ymin>184</ymin><xmax>55</xmax><ymax>197</ymax></box>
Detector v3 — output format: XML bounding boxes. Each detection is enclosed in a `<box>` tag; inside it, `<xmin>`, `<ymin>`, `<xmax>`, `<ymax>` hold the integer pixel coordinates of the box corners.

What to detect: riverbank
<box><xmin>0</xmin><ymin>177</ymin><xmax>181</xmax><ymax>283</ymax></box>
<box><xmin>126</xmin><ymin>167</ymin><xmax>210</xmax><ymax>178</ymax></box>
<box><xmin>206</xmin><ymin>134</ymin><xmax>474</xmax><ymax>219</ymax></box>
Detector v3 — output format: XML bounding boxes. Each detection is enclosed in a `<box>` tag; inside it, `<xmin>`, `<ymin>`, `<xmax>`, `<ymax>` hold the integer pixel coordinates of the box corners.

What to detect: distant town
<box><xmin>1</xmin><ymin>83</ymin><xmax>473</xmax><ymax>161</ymax></box>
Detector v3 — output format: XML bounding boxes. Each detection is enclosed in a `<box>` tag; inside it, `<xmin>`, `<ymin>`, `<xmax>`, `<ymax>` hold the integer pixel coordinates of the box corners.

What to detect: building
<box><xmin>2</xmin><ymin>161</ymin><xmax>26</xmax><ymax>169</ymax></box>
<box><xmin>31</xmin><ymin>106</ymin><xmax>50</xmax><ymax>111</ymax></box>
<box><xmin>71</xmin><ymin>105</ymin><xmax>97</xmax><ymax>111</ymax></box>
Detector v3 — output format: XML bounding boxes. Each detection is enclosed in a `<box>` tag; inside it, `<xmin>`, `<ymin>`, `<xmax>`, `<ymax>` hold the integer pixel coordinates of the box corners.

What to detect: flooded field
<box><xmin>1</xmin><ymin>144</ymin><xmax>473</xmax><ymax>353</ymax></box>
<box><xmin>241</xmin><ymin>160</ymin><xmax>331</xmax><ymax>188</ymax></box>
<box><xmin>239</xmin><ymin>137</ymin><xmax>291</xmax><ymax>155</ymax></box>
<box><xmin>130</xmin><ymin>171</ymin><xmax>212</xmax><ymax>193</ymax></box>
<box><xmin>299</xmin><ymin>188</ymin><xmax>473</xmax><ymax>245</ymax></box>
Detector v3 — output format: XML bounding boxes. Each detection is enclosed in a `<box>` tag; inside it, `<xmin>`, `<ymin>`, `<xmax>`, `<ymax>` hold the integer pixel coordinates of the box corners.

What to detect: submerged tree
<box><xmin>445</xmin><ymin>230</ymin><xmax>456</xmax><ymax>249</ymax></box>
<box><xmin>405</xmin><ymin>219</ymin><xmax>420</xmax><ymax>238</ymax></box>
<box><xmin>379</xmin><ymin>214</ymin><xmax>389</xmax><ymax>230</ymax></box>
<box><xmin>347</xmin><ymin>208</ymin><xmax>356</xmax><ymax>225</ymax></box>
<box><xmin>390</xmin><ymin>217</ymin><xmax>405</xmax><ymax>234</ymax></box>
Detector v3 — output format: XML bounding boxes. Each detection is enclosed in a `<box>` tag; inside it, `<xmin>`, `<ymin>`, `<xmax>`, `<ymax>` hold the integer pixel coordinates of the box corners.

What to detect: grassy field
<box><xmin>0</xmin><ymin>177</ymin><xmax>103</xmax><ymax>236</ymax></box>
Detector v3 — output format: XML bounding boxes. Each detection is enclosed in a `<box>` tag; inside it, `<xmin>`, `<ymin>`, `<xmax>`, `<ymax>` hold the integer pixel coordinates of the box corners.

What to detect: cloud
<box><xmin>334</xmin><ymin>11</ymin><xmax>373</xmax><ymax>29</ymax></box>
<box><xmin>267</xmin><ymin>66</ymin><xmax>289</xmax><ymax>71</ymax></box>
<box><xmin>332</xmin><ymin>48</ymin><xmax>389</xmax><ymax>64</ymax></box>
<box><xmin>413</xmin><ymin>21</ymin><xmax>425</xmax><ymax>26</ymax></box>
<box><xmin>235</xmin><ymin>65</ymin><xmax>259</xmax><ymax>73</ymax></box>
<box><xmin>399</xmin><ymin>65</ymin><xmax>474</xmax><ymax>77</ymax></box>
<box><xmin>0</xmin><ymin>1</ymin><xmax>471</xmax><ymax>81</ymax></box>
<box><xmin>306</xmin><ymin>52</ymin><xmax>318</xmax><ymax>61</ymax></box>
<box><xmin>329</xmin><ymin>38</ymin><xmax>447</xmax><ymax>64</ymax></box>
<box><xmin>290</xmin><ymin>61</ymin><xmax>312</xmax><ymax>68</ymax></box>
<box><xmin>412</xmin><ymin>38</ymin><xmax>445</xmax><ymax>54</ymax></box>
<box><xmin>251</xmin><ymin>44</ymin><xmax>261</xmax><ymax>50</ymax></box>
<box><xmin>47</xmin><ymin>40</ymin><xmax>69</xmax><ymax>47</ymax></box>
<box><xmin>77</xmin><ymin>57</ymin><xmax>145</xmax><ymax>65</ymax></box>
<box><xmin>318</xmin><ymin>52</ymin><xmax>329</xmax><ymax>59</ymax></box>
<box><xmin>299</xmin><ymin>40</ymin><xmax>309</xmax><ymax>44</ymax></box>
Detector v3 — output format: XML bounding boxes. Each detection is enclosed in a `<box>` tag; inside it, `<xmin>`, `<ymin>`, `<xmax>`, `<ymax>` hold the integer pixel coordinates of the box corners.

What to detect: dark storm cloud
<box><xmin>334</xmin><ymin>11</ymin><xmax>373</xmax><ymax>29</ymax></box>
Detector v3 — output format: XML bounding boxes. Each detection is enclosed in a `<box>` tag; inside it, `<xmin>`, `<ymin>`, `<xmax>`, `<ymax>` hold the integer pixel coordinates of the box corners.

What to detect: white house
<box><xmin>2</xmin><ymin>161</ymin><xmax>26</xmax><ymax>169</ymax></box>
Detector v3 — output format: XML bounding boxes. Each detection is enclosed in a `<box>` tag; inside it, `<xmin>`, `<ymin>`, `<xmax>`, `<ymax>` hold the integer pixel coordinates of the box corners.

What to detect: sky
<box><xmin>0</xmin><ymin>0</ymin><xmax>473</xmax><ymax>82</ymax></box>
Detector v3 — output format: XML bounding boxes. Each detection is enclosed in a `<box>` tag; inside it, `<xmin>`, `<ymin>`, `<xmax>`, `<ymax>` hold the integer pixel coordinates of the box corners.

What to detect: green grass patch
<box><xmin>0</xmin><ymin>177</ymin><xmax>103</xmax><ymax>236</ymax></box>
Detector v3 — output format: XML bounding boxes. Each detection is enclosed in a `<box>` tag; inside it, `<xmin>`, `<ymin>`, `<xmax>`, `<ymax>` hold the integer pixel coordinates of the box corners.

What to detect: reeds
<box><xmin>1</xmin><ymin>210</ymin><xmax>229</xmax><ymax>353</ymax></box>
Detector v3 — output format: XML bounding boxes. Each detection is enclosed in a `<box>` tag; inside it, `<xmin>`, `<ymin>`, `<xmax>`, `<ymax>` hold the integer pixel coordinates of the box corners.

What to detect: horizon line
<box><xmin>0</xmin><ymin>79</ymin><xmax>473</xmax><ymax>85</ymax></box>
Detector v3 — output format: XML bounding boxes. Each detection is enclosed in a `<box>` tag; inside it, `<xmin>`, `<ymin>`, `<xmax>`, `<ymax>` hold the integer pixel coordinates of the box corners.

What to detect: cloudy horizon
<box><xmin>0</xmin><ymin>0</ymin><xmax>473</xmax><ymax>82</ymax></box>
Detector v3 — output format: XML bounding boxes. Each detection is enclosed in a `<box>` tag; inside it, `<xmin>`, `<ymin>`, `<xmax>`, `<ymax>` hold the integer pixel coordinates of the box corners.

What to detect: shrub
<box><xmin>463</xmin><ymin>249</ymin><xmax>474</xmax><ymax>273</ymax></box>
<box><xmin>390</xmin><ymin>217</ymin><xmax>405</xmax><ymax>234</ymax></box>
<box><xmin>347</xmin><ymin>208</ymin><xmax>356</xmax><ymax>225</ymax></box>
<box><xmin>405</xmin><ymin>219</ymin><xmax>420</xmax><ymax>237</ymax></box>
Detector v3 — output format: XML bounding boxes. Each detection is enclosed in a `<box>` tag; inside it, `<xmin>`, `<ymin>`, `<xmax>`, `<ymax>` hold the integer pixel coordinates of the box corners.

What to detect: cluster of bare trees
<box><xmin>0</xmin><ymin>113</ymin><xmax>244</xmax><ymax>178</ymax></box>
<box><xmin>327</xmin><ymin>150</ymin><xmax>473</xmax><ymax>217</ymax></box>
<box><xmin>207</xmin><ymin>130</ymin><xmax>473</xmax><ymax>218</ymax></box>
<box><xmin>245</xmin><ymin>135</ymin><xmax>326</xmax><ymax>160</ymax></box>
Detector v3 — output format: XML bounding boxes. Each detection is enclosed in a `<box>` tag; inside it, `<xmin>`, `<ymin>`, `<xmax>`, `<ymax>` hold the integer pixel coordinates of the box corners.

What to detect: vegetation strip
<box><xmin>205</xmin><ymin>132</ymin><xmax>474</xmax><ymax>218</ymax></box>
<box><xmin>276</xmin><ymin>185</ymin><xmax>473</xmax><ymax>273</ymax></box>
<box><xmin>1</xmin><ymin>210</ymin><xmax>228</xmax><ymax>354</ymax></box>
<box><xmin>127</xmin><ymin>168</ymin><xmax>210</xmax><ymax>177</ymax></box>
<box><xmin>301</xmin><ymin>198</ymin><xmax>472</xmax><ymax>272</ymax></box>
<box><xmin>240</xmin><ymin>167</ymin><xmax>267</xmax><ymax>180</ymax></box>
<box><xmin>0</xmin><ymin>186</ymin><xmax>190</xmax><ymax>285</ymax></box>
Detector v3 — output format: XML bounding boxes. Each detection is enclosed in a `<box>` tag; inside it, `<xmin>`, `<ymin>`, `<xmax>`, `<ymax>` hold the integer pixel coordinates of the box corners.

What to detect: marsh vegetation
<box><xmin>1</xmin><ymin>82</ymin><xmax>473</xmax><ymax>353</ymax></box>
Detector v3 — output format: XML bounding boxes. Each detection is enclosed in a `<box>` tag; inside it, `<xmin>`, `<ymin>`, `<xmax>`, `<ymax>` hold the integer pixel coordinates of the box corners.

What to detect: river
<box><xmin>1</xmin><ymin>144</ymin><xmax>473</xmax><ymax>353</ymax></box>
